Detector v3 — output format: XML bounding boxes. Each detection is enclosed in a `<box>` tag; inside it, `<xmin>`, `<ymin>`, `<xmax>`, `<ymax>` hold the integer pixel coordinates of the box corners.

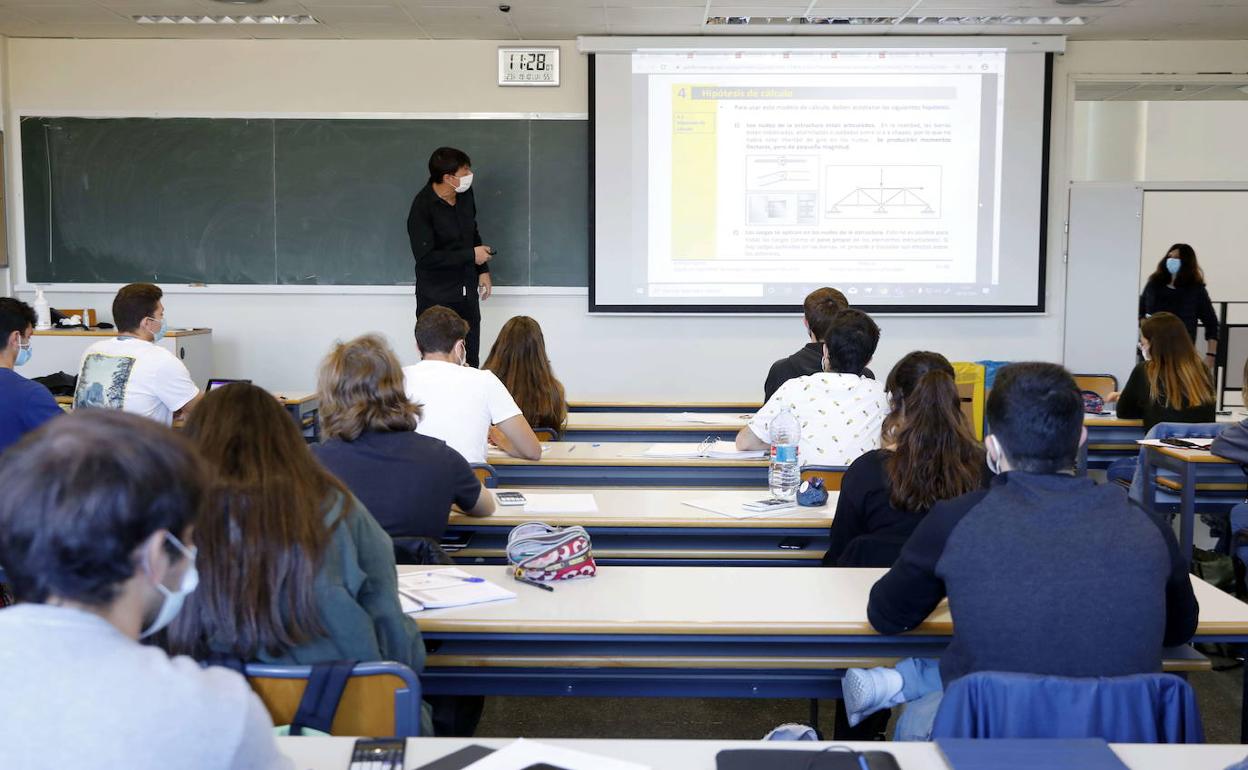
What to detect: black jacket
<box><xmin>763</xmin><ymin>342</ymin><xmax>874</xmax><ymax>403</ymax></box>
<box><xmin>1139</xmin><ymin>281</ymin><xmax>1219</xmax><ymax>343</ymax></box>
<box><xmin>407</xmin><ymin>184</ymin><xmax>488</xmax><ymax>304</ymax></box>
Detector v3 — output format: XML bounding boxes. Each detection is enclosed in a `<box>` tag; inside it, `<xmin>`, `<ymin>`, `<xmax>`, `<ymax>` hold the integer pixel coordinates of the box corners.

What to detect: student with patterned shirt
<box><xmin>736</xmin><ymin>309</ymin><xmax>889</xmax><ymax>467</ymax></box>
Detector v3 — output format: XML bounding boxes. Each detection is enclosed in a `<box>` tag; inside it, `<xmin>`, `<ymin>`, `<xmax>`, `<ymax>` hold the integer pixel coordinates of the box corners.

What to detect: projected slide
<box><xmin>592</xmin><ymin>47</ymin><xmax>1048</xmax><ymax>311</ymax></box>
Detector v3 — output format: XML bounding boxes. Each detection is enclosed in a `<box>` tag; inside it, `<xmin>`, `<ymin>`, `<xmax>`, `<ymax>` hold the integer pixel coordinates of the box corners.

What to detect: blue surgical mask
<box><xmin>147</xmin><ymin>315</ymin><xmax>168</xmax><ymax>342</ymax></box>
<box><xmin>1165</xmin><ymin>257</ymin><xmax>1181</xmax><ymax>275</ymax></box>
<box><xmin>14</xmin><ymin>339</ymin><xmax>32</xmax><ymax>367</ymax></box>
<box><xmin>140</xmin><ymin>531</ymin><xmax>198</xmax><ymax>639</ymax></box>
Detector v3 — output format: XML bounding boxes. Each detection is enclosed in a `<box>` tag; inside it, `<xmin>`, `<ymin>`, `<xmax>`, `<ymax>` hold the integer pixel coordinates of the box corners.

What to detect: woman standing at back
<box><xmin>1139</xmin><ymin>243</ymin><xmax>1219</xmax><ymax>367</ymax></box>
<box><xmin>164</xmin><ymin>384</ymin><xmax>424</xmax><ymax>678</ymax></box>
<box><xmin>823</xmin><ymin>351</ymin><xmax>985</xmax><ymax>568</ymax></box>
<box><xmin>482</xmin><ymin>316</ymin><xmax>567</xmax><ymax>437</ymax></box>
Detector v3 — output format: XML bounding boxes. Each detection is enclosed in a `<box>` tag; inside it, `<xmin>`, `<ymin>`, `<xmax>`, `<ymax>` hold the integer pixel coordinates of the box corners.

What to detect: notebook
<box><xmin>683</xmin><ymin>491</ymin><xmax>816</xmax><ymax>519</ymax></box>
<box><xmin>935</xmin><ymin>739</ymin><xmax>1129</xmax><ymax>770</ymax></box>
<box><xmin>396</xmin><ymin>567</ymin><xmax>516</xmax><ymax>614</ymax></box>
<box><xmin>640</xmin><ymin>441</ymin><xmax>767</xmax><ymax>460</ymax></box>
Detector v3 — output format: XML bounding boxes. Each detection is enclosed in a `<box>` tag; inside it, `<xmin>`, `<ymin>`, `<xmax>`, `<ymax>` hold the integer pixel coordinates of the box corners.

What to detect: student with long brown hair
<box><xmin>314</xmin><ymin>334</ymin><xmax>494</xmax><ymax>545</ymax></box>
<box><xmin>164</xmin><ymin>384</ymin><xmax>424</xmax><ymax>682</ymax></box>
<box><xmin>1109</xmin><ymin>311</ymin><xmax>1216</xmax><ymax>431</ymax></box>
<box><xmin>482</xmin><ymin>315</ymin><xmax>568</xmax><ymax>435</ymax></box>
<box><xmin>823</xmin><ymin>351</ymin><xmax>985</xmax><ymax>568</ymax></box>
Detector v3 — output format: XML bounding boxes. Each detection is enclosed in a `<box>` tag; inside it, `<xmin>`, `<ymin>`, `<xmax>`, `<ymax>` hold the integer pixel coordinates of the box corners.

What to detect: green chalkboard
<box><xmin>21</xmin><ymin>116</ymin><xmax>588</xmax><ymax>287</ymax></box>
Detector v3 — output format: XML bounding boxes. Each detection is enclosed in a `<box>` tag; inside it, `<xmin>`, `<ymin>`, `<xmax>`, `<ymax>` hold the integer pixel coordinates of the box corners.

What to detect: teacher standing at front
<box><xmin>407</xmin><ymin>147</ymin><xmax>494</xmax><ymax>367</ymax></box>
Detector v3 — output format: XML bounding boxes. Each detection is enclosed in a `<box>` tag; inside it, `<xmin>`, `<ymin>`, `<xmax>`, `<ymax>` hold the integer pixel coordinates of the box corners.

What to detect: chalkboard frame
<box><xmin>13</xmin><ymin>110</ymin><xmax>591</xmax><ymax>294</ymax></box>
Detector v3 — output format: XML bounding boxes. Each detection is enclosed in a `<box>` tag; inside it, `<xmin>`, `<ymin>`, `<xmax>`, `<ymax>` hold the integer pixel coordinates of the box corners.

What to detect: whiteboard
<box><xmin>1141</xmin><ymin>190</ymin><xmax>1248</xmax><ymax>302</ymax></box>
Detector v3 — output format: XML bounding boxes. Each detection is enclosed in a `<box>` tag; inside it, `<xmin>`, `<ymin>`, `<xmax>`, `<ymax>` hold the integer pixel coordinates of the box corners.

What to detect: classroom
<box><xmin>1</xmin><ymin>2</ymin><xmax>1248</xmax><ymax>769</ymax></box>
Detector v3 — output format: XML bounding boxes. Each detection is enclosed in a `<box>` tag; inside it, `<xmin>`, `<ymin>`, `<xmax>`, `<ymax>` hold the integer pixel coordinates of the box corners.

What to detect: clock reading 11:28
<box><xmin>498</xmin><ymin>47</ymin><xmax>560</xmax><ymax>87</ymax></box>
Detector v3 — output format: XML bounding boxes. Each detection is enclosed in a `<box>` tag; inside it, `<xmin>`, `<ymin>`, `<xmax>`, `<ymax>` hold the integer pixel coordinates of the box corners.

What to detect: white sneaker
<box><xmin>842</xmin><ymin>667</ymin><xmax>905</xmax><ymax>727</ymax></box>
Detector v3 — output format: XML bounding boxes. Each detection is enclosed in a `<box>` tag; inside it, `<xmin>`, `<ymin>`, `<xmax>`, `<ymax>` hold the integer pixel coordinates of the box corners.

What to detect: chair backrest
<box><xmin>245</xmin><ymin>661</ymin><xmax>423</xmax><ymax>737</ymax></box>
<box><xmin>1074</xmin><ymin>373</ymin><xmax>1119</xmax><ymax>399</ymax></box>
<box><xmin>931</xmin><ymin>671</ymin><xmax>1203</xmax><ymax>743</ymax></box>
<box><xmin>532</xmin><ymin>427</ymin><xmax>559</xmax><ymax>442</ymax></box>
<box><xmin>800</xmin><ymin>465</ymin><xmax>847</xmax><ymax>491</ymax></box>
<box><xmin>471</xmin><ymin>462</ymin><xmax>499</xmax><ymax>489</ymax></box>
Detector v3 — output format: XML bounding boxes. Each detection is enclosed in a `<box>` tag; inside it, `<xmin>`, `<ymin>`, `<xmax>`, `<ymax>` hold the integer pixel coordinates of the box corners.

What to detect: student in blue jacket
<box><xmin>842</xmin><ymin>363</ymin><xmax>1199</xmax><ymax>740</ymax></box>
<box><xmin>0</xmin><ymin>298</ymin><xmax>61</xmax><ymax>454</ymax></box>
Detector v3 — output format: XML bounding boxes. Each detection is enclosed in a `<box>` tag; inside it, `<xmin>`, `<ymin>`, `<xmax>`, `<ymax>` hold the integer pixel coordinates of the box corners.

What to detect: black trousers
<box><xmin>417</xmin><ymin>293</ymin><xmax>482</xmax><ymax>368</ymax></box>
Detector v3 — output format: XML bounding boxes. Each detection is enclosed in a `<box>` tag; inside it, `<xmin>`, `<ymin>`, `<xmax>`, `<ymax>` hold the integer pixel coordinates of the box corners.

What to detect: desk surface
<box><xmin>451</xmin><ymin>488</ymin><xmax>834</xmax><ymax>530</ymax></box>
<box><xmin>565</xmin><ymin>412</ymin><xmax>752</xmax><ymax>432</ymax></box>
<box><xmin>274</xmin><ymin>391</ymin><xmax>317</xmax><ymax>405</ymax></box>
<box><xmin>1084</xmin><ymin>414</ymin><xmax>1145</xmax><ymax>428</ymax></box>
<box><xmin>408</xmin><ymin>565</ymin><xmax>1248</xmax><ymax>637</ymax></box>
<box><xmin>488</xmin><ymin>442</ymin><xmax>768</xmax><ymax>468</ymax></box>
<box><xmin>570</xmin><ymin>400</ymin><xmax>763</xmax><ymax>410</ymax></box>
<box><xmin>277</xmin><ymin>737</ymin><xmax>1248</xmax><ymax>770</ymax></box>
<box><xmin>1152</xmin><ymin>445</ymin><xmax>1238</xmax><ymax>465</ymax></box>
<box><xmin>31</xmin><ymin>327</ymin><xmax>210</xmax><ymax>338</ymax></box>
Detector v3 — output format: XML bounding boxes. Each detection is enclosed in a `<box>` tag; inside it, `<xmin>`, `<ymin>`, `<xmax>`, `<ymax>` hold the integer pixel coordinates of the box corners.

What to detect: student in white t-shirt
<box><xmin>737</xmin><ymin>309</ymin><xmax>890</xmax><ymax>468</ymax></box>
<box><xmin>403</xmin><ymin>305</ymin><xmax>542</xmax><ymax>464</ymax></box>
<box><xmin>73</xmin><ymin>283</ymin><xmax>201</xmax><ymax>426</ymax></box>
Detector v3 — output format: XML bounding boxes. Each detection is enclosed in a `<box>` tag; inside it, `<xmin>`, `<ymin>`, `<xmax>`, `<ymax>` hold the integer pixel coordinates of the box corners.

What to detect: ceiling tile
<box><xmin>606</xmin><ymin>7</ymin><xmax>707</xmax><ymax>25</ymax></box>
<box><xmin>301</xmin><ymin>3</ymin><xmax>413</xmax><ymax>23</ymax></box>
<box><xmin>14</xmin><ymin>4</ymin><xmax>127</xmax><ymax>23</ymax></box>
<box><xmin>331</xmin><ymin>20</ymin><xmax>431</xmax><ymax>36</ymax></box>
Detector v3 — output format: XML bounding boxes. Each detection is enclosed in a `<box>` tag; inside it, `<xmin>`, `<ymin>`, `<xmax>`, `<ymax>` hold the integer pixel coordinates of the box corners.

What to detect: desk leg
<box><xmin>1242</xmin><ymin>648</ymin><xmax>1247</xmax><ymax>743</ymax></box>
<box><xmin>1180</xmin><ymin>462</ymin><xmax>1196</xmax><ymax>564</ymax></box>
<box><xmin>1142</xmin><ymin>449</ymin><xmax>1158</xmax><ymax>518</ymax></box>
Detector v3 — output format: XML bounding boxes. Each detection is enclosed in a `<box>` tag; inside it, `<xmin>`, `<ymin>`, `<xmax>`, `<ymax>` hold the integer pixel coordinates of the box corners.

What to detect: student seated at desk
<box><xmin>737</xmin><ymin>309</ymin><xmax>889</xmax><ymax>467</ymax></box>
<box><xmin>0</xmin><ymin>411</ymin><xmax>290</xmax><ymax>770</ymax></box>
<box><xmin>0</xmin><ymin>298</ymin><xmax>62</xmax><ymax>454</ymax></box>
<box><xmin>1213</xmin><ymin>359</ymin><xmax>1248</xmax><ymax>466</ymax></box>
<box><xmin>823</xmin><ymin>351</ymin><xmax>985</xmax><ymax>568</ymax></box>
<box><xmin>313</xmin><ymin>334</ymin><xmax>494</xmax><ymax>543</ymax></box>
<box><xmin>73</xmin><ymin>283</ymin><xmax>201</xmax><ymax>426</ymax></box>
<box><xmin>164</xmin><ymin>385</ymin><xmax>425</xmax><ymax>718</ymax></box>
<box><xmin>841</xmin><ymin>363</ymin><xmax>1199</xmax><ymax>740</ymax></box>
<box><xmin>404</xmin><ymin>306</ymin><xmax>542</xmax><ymax>464</ymax></box>
<box><xmin>482</xmin><ymin>315</ymin><xmax>568</xmax><ymax>437</ymax></box>
<box><xmin>763</xmin><ymin>287</ymin><xmax>874</xmax><ymax>403</ymax></box>
<box><xmin>1105</xmin><ymin>312</ymin><xmax>1216</xmax><ymax>488</ymax></box>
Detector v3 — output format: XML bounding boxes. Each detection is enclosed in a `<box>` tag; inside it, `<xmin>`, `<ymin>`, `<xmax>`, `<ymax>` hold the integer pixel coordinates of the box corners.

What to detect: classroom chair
<box><xmin>1074</xmin><ymin>373</ymin><xmax>1119</xmax><ymax>400</ymax></box>
<box><xmin>471</xmin><ymin>463</ymin><xmax>499</xmax><ymax>489</ymax></box>
<box><xmin>533</xmin><ymin>427</ymin><xmax>560</xmax><ymax>442</ymax></box>
<box><xmin>801</xmin><ymin>465</ymin><xmax>848</xmax><ymax>491</ymax></box>
<box><xmin>245</xmin><ymin>660</ymin><xmax>423</xmax><ymax>737</ymax></box>
<box><xmin>931</xmin><ymin>671</ymin><xmax>1203</xmax><ymax>743</ymax></box>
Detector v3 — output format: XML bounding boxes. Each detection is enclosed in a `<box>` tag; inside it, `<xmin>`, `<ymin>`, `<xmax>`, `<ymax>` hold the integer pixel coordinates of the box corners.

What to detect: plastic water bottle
<box><xmin>768</xmin><ymin>409</ymin><xmax>801</xmax><ymax>501</ymax></box>
<box><xmin>33</xmin><ymin>286</ymin><xmax>52</xmax><ymax>331</ymax></box>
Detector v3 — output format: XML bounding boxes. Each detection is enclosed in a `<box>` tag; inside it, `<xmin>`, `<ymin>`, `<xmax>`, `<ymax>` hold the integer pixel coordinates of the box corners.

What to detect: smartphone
<box><xmin>778</xmin><ymin>537</ymin><xmax>811</xmax><ymax>550</ymax></box>
<box><xmin>742</xmin><ymin>498</ymin><xmax>798</xmax><ymax>512</ymax></box>
<box><xmin>1161</xmin><ymin>437</ymin><xmax>1200</xmax><ymax>449</ymax></box>
<box><xmin>349</xmin><ymin>738</ymin><xmax>405</xmax><ymax>769</ymax></box>
<box><xmin>496</xmin><ymin>491</ymin><xmax>527</xmax><ymax>506</ymax></box>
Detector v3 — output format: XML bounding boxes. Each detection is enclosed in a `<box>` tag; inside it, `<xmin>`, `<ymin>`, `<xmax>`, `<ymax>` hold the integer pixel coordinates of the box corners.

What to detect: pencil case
<box><xmin>506</xmin><ymin>522</ymin><xmax>597</xmax><ymax>582</ymax></box>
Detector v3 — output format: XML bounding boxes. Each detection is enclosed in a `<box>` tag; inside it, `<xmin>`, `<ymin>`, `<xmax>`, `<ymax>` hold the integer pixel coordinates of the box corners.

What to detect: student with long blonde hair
<box><xmin>482</xmin><ymin>316</ymin><xmax>568</xmax><ymax>436</ymax></box>
<box><xmin>1109</xmin><ymin>311</ymin><xmax>1215</xmax><ymax>431</ymax></box>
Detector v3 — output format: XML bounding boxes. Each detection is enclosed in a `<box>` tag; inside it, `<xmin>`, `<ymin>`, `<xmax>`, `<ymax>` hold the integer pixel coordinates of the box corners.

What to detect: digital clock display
<box><xmin>499</xmin><ymin>47</ymin><xmax>560</xmax><ymax>87</ymax></box>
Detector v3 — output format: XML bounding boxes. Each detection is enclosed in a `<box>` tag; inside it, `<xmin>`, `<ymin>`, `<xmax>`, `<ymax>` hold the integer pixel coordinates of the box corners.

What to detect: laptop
<box><xmin>206</xmin><ymin>378</ymin><xmax>251</xmax><ymax>392</ymax></box>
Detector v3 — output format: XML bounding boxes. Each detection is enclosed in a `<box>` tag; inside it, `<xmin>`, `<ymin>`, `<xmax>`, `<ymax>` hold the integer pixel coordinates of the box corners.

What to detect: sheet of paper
<box><xmin>705</xmin><ymin>439</ymin><xmax>767</xmax><ymax>459</ymax></box>
<box><xmin>683</xmin><ymin>491</ymin><xmax>815</xmax><ymax>519</ymax></box>
<box><xmin>640</xmin><ymin>443</ymin><xmax>705</xmax><ymax>458</ymax></box>
<box><xmin>1137</xmin><ymin>437</ymin><xmax>1215</xmax><ymax>448</ymax></box>
<box><xmin>664</xmin><ymin>412</ymin><xmax>749</xmax><ymax>424</ymax></box>
<box><xmin>463</xmin><ymin>739</ymin><xmax>650</xmax><ymax>770</ymax></box>
<box><xmin>397</xmin><ymin>567</ymin><xmax>516</xmax><ymax>613</ymax></box>
<box><xmin>522</xmin><ymin>493</ymin><xmax>599</xmax><ymax>515</ymax></box>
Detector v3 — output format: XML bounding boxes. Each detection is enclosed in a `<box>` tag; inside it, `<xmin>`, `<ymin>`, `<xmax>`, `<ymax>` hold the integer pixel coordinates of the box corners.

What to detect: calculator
<box><xmin>350</xmin><ymin>738</ymin><xmax>405</xmax><ymax>769</ymax></box>
<box><xmin>496</xmin><ymin>491</ymin><xmax>527</xmax><ymax>506</ymax></box>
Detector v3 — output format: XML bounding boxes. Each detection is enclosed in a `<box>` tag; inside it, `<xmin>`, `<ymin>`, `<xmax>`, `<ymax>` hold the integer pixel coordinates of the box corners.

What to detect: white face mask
<box><xmin>456</xmin><ymin>342</ymin><xmax>468</xmax><ymax>367</ymax></box>
<box><xmin>1139</xmin><ymin>340</ymin><xmax>1151</xmax><ymax>361</ymax></box>
<box><xmin>140</xmin><ymin>532</ymin><xmax>199</xmax><ymax>639</ymax></box>
<box><xmin>985</xmin><ymin>435</ymin><xmax>1003</xmax><ymax>476</ymax></box>
<box><xmin>453</xmin><ymin>173</ymin><xmax>474</xmax><ymax>194</ymax></box>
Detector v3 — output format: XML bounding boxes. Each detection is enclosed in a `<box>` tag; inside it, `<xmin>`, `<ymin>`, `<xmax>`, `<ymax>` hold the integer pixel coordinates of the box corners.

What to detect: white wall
<box><xmin>6</xmin><ymin>39</ymin><xmax>1248</xmax><ymax>396</ymax></box>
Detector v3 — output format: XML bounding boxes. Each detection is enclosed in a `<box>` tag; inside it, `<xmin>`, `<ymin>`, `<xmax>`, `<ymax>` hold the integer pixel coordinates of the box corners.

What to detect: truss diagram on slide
<box><xmin>824</xmin><ymin>165</ymin><xmax>941</xmax><ymax>218</ymax></box>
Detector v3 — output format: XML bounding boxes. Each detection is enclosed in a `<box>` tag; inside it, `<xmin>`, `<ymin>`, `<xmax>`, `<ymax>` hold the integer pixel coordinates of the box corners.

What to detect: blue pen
<box><xmin>453</xmin><ymin>575</ymin><xmax>485</xmax><ymax>583</ymax></box>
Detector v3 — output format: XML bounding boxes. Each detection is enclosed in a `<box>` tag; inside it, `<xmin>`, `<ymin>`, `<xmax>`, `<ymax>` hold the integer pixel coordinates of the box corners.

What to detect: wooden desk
<box><xmin>1141</xmin><ymin>445</ymin><xmax>1246</xmax><ymax>561</ymax></box>
<box><xmin>274</xmin><ymin>391</ymin><xmax>320</xmax><ymax>442</ymax></box>
<box><xmin>411</xmin><ymin>565</ymin><xmax>1247</xmax><ymax>728</ymax></box>
<box><xmin>486</xmin><ymin>442</ymin><xmax>769</xmax><ymax>487</ymax></box>
<box><xmin>570</xmin><ymin>401</ymin><xmax>762</xmax><ymax>414</ymax></box>
<box><xmin>447</xmin><ymin>488</ymin><xmax>834</xmax><ymax>566</ymax></box>
<box><xmin>28</xmin><ymin>328</ymin><xmax>213</xmax><ymax>386</ymax></box>
<box><xmin>277</xmin><ymin>736</ymin><xmax>1248</xmax><ymax>770</ymax></box>
<box><xmin>1083</xmin><ymin>413</ymin><xmax>1146</xmax><ymax>470</ymax></box>
<box><xmin>563</xmin><ymin>412</ymin><xmax>752</xmax><ymax>443</ymax></box>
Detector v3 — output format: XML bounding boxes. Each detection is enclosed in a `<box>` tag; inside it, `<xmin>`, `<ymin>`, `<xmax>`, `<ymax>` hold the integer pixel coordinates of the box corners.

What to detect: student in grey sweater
<box><xmin>843</xmin><ymin>362</ymin><xmax>1200</xmax><ymax>740</ymax></box>
<box><xmin>0</xmin><ymin>411</ymin><xmax>290</xmax><ymax>770</ymax></box>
